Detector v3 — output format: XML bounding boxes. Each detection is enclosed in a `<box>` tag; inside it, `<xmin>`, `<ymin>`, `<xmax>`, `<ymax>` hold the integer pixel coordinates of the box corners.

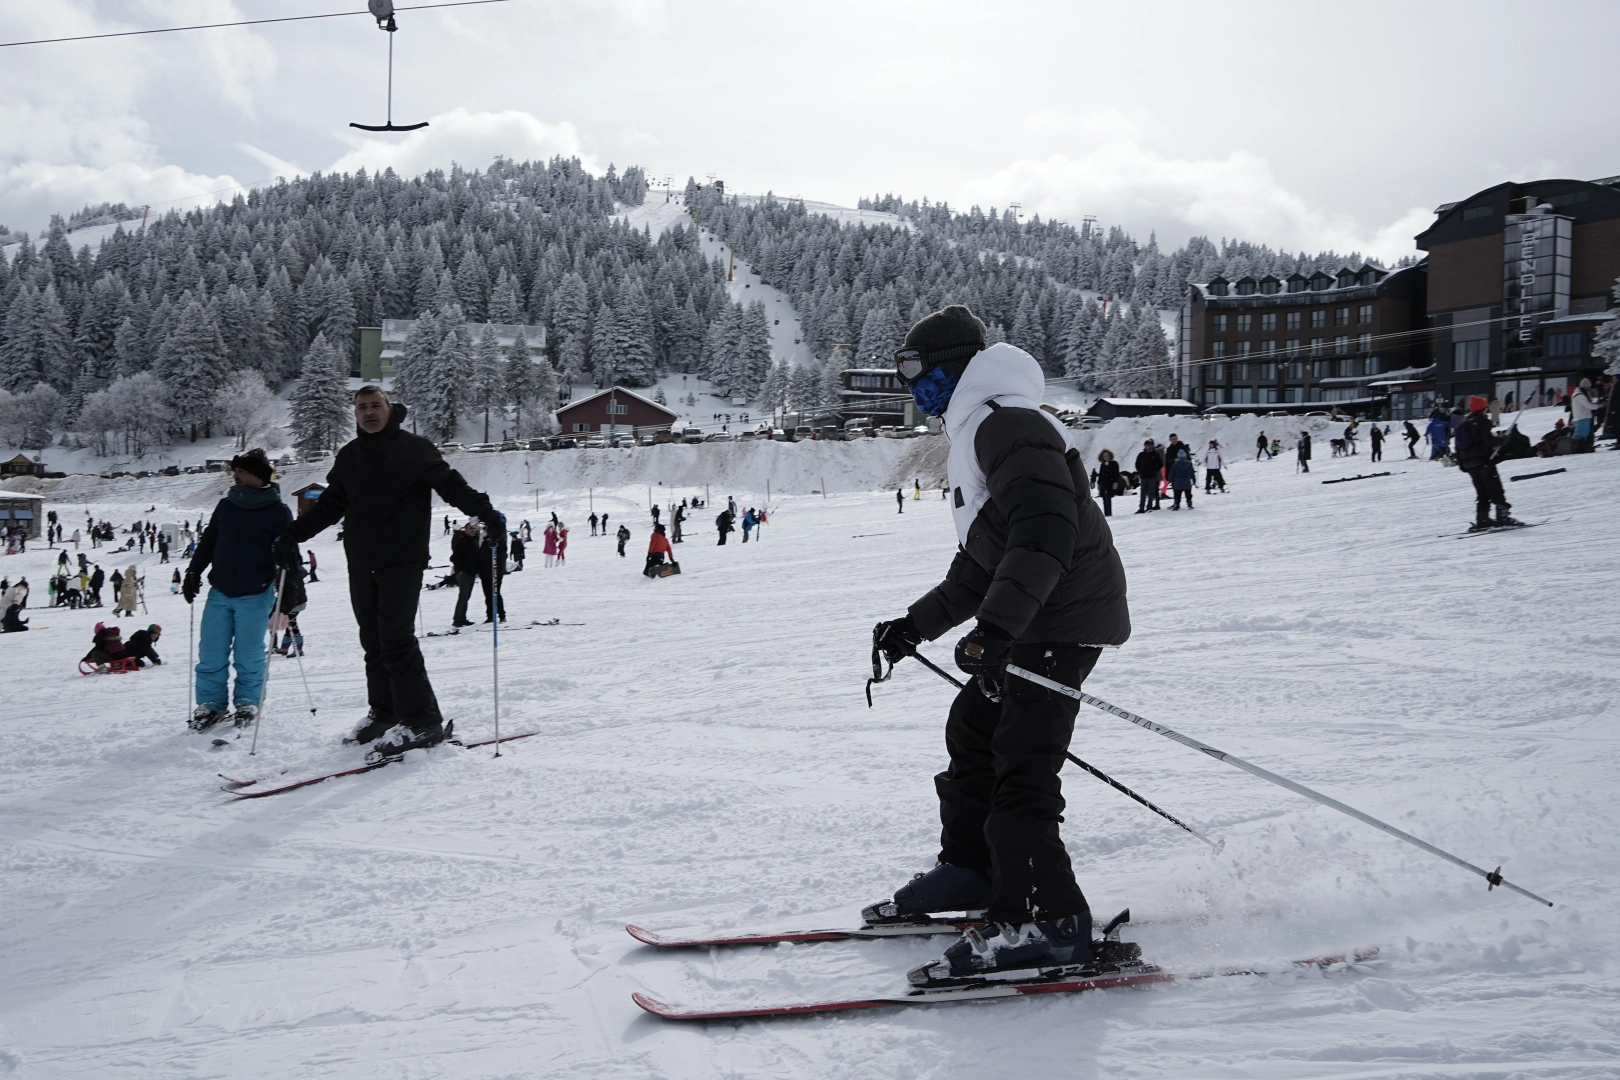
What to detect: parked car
<box><xmin>738</xmin><ymin>430</ymin><xmax>761</xmax><ymax>441</ymax></box>
<box><xmin>498</xmin><ymin>440</ymin><xmax>520</xmax><ymax>452</ymax></box>
<box><xmin>523</xmin><ymin>438</ymin><xmax>550</xmax><ymax>451</ymax></box>
<box><xmin>609</xmin><ymin>432</ymin><xmax>636</xmax><ymax>448</ymax></box>
<box><xmin>771</xmin><ymin>428</ymin><xmax>792</xmax><ymax>442</ymax></box>
<box><xmin>136</xmin><ymin>470</ymin><xmax>156</xmax><ymax>478</ymax></box>
<box><xmin>184</xmin><ymin>464</ymin><xmax>206</xmax><ymax>474</ymax></box>
<box><xmin>681</xmin><ymin>427</ymin><xmax>705</xmax><ymax>444</ymax></box>
<box><xmin>1076</xmin><ymin>416</ymin><xmax>1107</xmax><ymax>428</ymax></box>
<box><xmin>551</xmin><ymin>436</ymin><xmax>578</xmax><ymax>450</ymax></box>
<box><xmin>467</xmin><ymin>443</ymin><xmax>499</xmax><ymax>453</ymax></box>
<box><xmin>160</xmin><ymin>465</ymin><xmax>180</xmax><ymax>476</ymax></box>
<box><xmin>583</xmin><ymin>435</ymin><xmax>608</xmax><ymax>449</ymax></box>
<box><xmin>705</xmin><ymin>431</ymin><xmax>735</xmax><ymax>443</ymax></box>
<box><xmin>303</xmin><ymin>449</ymin><xmax>331</xmax><ymax>462</ymax></box>
<box><xmin>1302</xmin><ymin>411</ymin><xmax>1331</xmax><ymax>419</ymax></box>
<box><xmin>438</xmin><ymin>443</ymin><xmax>467</xmax><ymax>453</ymax></box>
<box><xmin>794</xmin><ymin>425</ymin><xmax>816</xmax><ymax>440</ymax></box>
<box><xmin>638</xmin><ymin>433</ymin><xmax>657</xmax><ymax>446</ymax></box>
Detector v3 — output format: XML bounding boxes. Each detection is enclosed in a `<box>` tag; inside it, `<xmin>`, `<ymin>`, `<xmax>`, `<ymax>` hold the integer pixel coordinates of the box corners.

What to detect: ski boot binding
<box><xmin>861</xmin><ymin>862</ymin><xmax>992</xmax><ymax>927</ymax></box>
<box><xmin>907</xmin><ymin>908</ymin><xmax>1145</xmax><ymax>990</ymax></box>
<box><xmin>366</xmin><ymin>719</ymin><xmax>452</xmax><ymax>763</ymax></box>
<box><xmin>189</xmin><ymin>705</ymin><xmax>228</xmax><ymax>732</ymax></box>
<box><xmin>343</xmin><ymin>708</ymin><xmax>396</xmax><ymax>746</ymax></box>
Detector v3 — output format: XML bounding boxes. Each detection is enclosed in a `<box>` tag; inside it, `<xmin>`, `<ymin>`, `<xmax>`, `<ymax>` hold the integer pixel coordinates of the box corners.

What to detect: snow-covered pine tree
<box><xmin>215</xmin><ymin>368</ymin><xmax>280</xmax><ymax>451</ymax></box>
<box><xmin>1010</xmin><ymin>291</ymin><xmax>1044</xmax><ymax>367</ymax></box>
<box><xmin>0</xmin><ymin>283</ymin><xmax>39</xmax><ymax>392</ymax></box>
<box><xmin>609</xmin><ymin>282</ymin><xmax>656</xmax><ymax>387</ymax></box>
<box><xmin>419</xmin><ymin>316</ymin><xmax>472</xmax><ymax>443</ymax></box>
<box><xmin>289</xmin><ymin>334</ymin><xmax>351</xmax><ymax>452</ymax></box>
<box><xmin>155</xmin><ymin>298</ymin><xmax>231</xmax><ymax>441</ymax></box>
<box><xmin>738</xmin><ymin>302</ymin><xmax>773</xmax><ymax>397</ymax></box>
<box><xmin>489</xmin><ymin>268</ymin><xmax>522</xmax><ymax>326</ymax></box>
<box><xmin>471</xmin><ymin>323</ymin><xmax>505</xmax><ymax>442</ymax></box>
<box><xmin>392</xmin><ymin>311</ymin><xmax>440</xmax><ymax>416</ymax></box>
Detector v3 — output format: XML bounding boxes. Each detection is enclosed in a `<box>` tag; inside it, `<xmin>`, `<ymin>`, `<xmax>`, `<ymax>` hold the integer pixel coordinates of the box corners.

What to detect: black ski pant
<box><xmin>479</xmin><ymin>564</ymin><xmax>505</xmax><ymax>621</ymax></box>
<box><xmin>1173</xmin><ymin>488</ymin><xmax>1192</xmax><ymax>508</ymax></box>
<box><xmin>1137</xmin><ymin>475</ymin><xmax>1160</xmax><ymax>512</ymax></box>
<box><xmin>348</xmin><ymin>563</ymin><xmax>441</xmax><ymax>729</ymax></box>
<box><xmin>1204</xmin><ymin>469</ymin><xmax>1225</xmax><ymax>492</ymax></box>
<box><xmin>1466</xmin><ymin>463</ymin><xmax>1508</xmax><ymax>521</ymax></box>
<box><xmin>1406</xmin><ymin>435</ymin><xmax>1420</xmax><ymax>458</ymax></box>
<box><xmin>935</xmin><ymin>644</ymin><xmax>1101</xmax><ymax>923</ymax></box>
<box><xmin>1370</xmin><ymin>442</ymin><xmax>1382</xmax><ymax>462</ymax></box>
<box><xmin>452</xmin><ymin>570</ymin><xmax>476</xmax><ymax>624</ymax></box>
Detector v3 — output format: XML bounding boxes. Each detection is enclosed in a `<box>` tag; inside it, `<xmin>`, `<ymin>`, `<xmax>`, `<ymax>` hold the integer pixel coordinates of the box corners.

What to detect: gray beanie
<box><xmin>904</xmin><ymin>305</ymin><xmax>987</xmax><ymax>364</ymax></box>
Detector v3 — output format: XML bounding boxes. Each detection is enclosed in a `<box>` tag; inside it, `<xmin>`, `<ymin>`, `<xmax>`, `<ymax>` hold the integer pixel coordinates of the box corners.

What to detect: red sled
<box><xmin>79</xmin><ymin>657</ymin><xmax>140</xmax><ymax>675</ymax></box>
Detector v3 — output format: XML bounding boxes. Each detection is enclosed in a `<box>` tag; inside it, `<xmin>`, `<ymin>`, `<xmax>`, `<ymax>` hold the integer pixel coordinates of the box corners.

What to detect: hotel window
<box><xmin>1334</xmin><ymin>335</ymin><xmax>1349</xmax><ymax>354</ymax></box>
<box><xmin>1260</xmin><ymin>363</ymin><xmax>1277</xmax><ymax>381</ymax></box>
<box><xmin>1261</xmin><ymin>313</ymin><xmax>1277</xmax><ymax>331</ymax></box>
<box><xmin>1212</xmin><ymin>341</ymin><xmax>1227</xmax><ymax>357</ymax></box>
<box><xmin>1358</xmin><ymin>334</ymin><xmax>1372</xmax><ymax>353</ymax></box>
<box><xmin>1238</xmin><ymin>341</ymin><xmax>1253</xmax><ymax>357</ymax></box>
<box><xmin>1454</xmin><ymin>340</ymin><xmax>1489</xmax><ymax>371</ymax></box>
<box><xmin>1311</xmin><ymin>310</ymin><xmax>1326</xmax><ymax>329</ymax></box>
<box><xmin>1204</xmin><ymin>388</ymin><xmax>1224</xmax><ymax>406</ymax></box>
<box><xmin>1334</xmin><ymin>308</ymin><xmax>1350</xmax><ymax>326</ymax></box>
<box><xmin>1213</xmin><ymin>314</ymin><xmax>1228</xmax><ymax>332</ymax></box>
<box><xmin>1336</xmin><ymin>358</ymin><xmax>1353</xmax><ymax>377</ymax></box>
<box><xmin>1260</xmin><ymin>388</ymin><xmax>1280</xmax><ymax>404</ymax></box>
<box><xmin>1309</xmin><ymin>337</ymin><xmax>1325</xmax><ymax>356</ymax></box>
<box><xmin>1286</xmin><ymin>312</ymin><xmax>1301</xmax><ymax>331</ymax></box>
<box><xmin>1230</xmin><ymin>388</ymin><xmax>1255</xmax><ymax>404</ymax></box>
<box><xmin>1284</xmin><ymin>338</ymin><xmax>1301</xmax><ymax>356</ymax></box>
<box><xmin>1365</xmin><ymin>356</ymin><xmax>1380</xmax><ymax>375</ymax></box>
<box><xmin>1235</xmin><ymin>363</ymin><xmax>1251</xmax><ymax>381</ymax></box>
<box><xmin>1261</xmin><ymin>340</ymin><xmax>1276</xmax><ymax>356</ymax></box>
<box><xmin>1236</xmin><ymin>314</ymin><xmax>1252</xmax><ymax>332</ymax></box>
<box><xmin>1287</xmin><ymin>360</ymin><xmax>1305</xmax><ymax>380</ymax></box>
<box><xmin>1208</xmin><ymin>363</ymin><xmax>1226</xmax><ymax>381</ymax></box>
<box><xmin>1545</xmin><ymin>332</ymin><xmax>1583</xmax><ymax>357</ymax></box>
<box><xmin>1313</xmin><ymin>359</ymin><xmax>1331</xmax><ymax>378</ymax></box>
<box><xmin>1284</xmin><ymin>387</ymin><xmax>1304</xmax><ymax>403</ymax></box>
<box><xmin>1358</xmin><ymin>304</ymin><xmax>1373</xmax><ymax>324</ymax></box>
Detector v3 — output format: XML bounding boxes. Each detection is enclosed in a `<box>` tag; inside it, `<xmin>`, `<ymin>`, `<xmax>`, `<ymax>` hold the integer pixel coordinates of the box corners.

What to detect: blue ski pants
<box><xmin>194</xmin><ymin>585</ymin><xmax>276</xmax><ymax>711</ymax></box>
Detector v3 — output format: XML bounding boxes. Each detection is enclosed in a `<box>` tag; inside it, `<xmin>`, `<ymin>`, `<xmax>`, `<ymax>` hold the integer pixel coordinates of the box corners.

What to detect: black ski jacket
<box><xmin>1454</xmin><ymin>411</ymin><xmax>1497</xmax><ymax>469</ymax></box>
<box><xmin>450</xmin><ymin>529</ymin><xmax>481</xmax><ymax>574</ymax></box>
<box><xmin>1134</xmin><ymin>448</ymin><xmax>1164</xmax><ymax>478</ymax></box>
<box><xmin>187</xmin><ymin>484</ymin><xmax>293</xmax><ymax>598</ymax></box>
<box><xmin>910</xmin><ymin>406</ymin><xmax>1130</xmax><ymax>646</ymax></box>
<box><xmin>285</xmin><ymin>404</ymin><xmax>498</xmax><ymax>572</ymax></box>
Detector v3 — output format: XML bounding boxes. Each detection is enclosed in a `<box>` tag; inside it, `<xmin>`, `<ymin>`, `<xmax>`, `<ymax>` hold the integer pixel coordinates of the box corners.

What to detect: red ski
<box><xmin>632</xmin><ymin>948</ymin><xmax>1378</xmax><ymax>1021</ymax></box>
<box><xmin>626</xmin><ymin>916</ymin><xmax>982</xmax><ymax>948</ymax></box>
<box><xmin>220</xmin><ymin>731</ymin><xmax>540</xmax><ymax>799</ymax></box>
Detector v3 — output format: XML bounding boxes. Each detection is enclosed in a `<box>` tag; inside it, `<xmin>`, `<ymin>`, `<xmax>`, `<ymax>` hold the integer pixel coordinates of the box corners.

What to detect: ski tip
<box><xmin>632</xmin><ymin>992</ymin><xmax>681</xmax><ymax>1018</ymax></box>
<box><xmin>625</xmin><ymin>924</ymin><xmax>669</xmax><ymax>946</ymax></box>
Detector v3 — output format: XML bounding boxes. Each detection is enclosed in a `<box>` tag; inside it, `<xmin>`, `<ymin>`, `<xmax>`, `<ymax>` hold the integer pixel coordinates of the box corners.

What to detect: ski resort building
<box><xmin>839</xmin><ymin>368</ymin><xmax>919</xmax><ymax>427</ymax></box>
<box><xmin>1086</xmin><ymin>398</ymin><xmax>1198</xmax><ymax>420</ymax></box>
<box><xmin>554</xmin><ymin>387</ymin><xmax>679</xmax><ymax>434</ymax></box>
<box><xmin>1178</xmin><ymin>263</ymin><xmax>1430</xmax><ymax>418</ymax></box>
<box><xmin>356</xmin><ymin>321</ymin><xmax>549</xmax><ymax>381</ymax></box>
<box><xmin>1416</xmin><ymin>176</ymin><xmax>1620</xmax><ymax>410</ymax></box>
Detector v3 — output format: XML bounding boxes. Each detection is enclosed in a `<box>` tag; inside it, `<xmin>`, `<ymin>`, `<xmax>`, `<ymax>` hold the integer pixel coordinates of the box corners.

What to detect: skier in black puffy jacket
<box><xmin>1134</xmin><ymin>441</ymin><xmax>1164</xmax><ymax>513</ymax></box>
<box><xmin>868</xmin><ymin>305</ymin><xmax>1133</xmax><ymax>986</ymax></box>
<box><xmin>1455</xmin><ymin>395</ymin><xmax>1520</xmax><ymax>531</ymax></box>
<box><xmin>282</xmin><ymin>386</ymin><xmax>503</xmax><ymax>757</ymax></box>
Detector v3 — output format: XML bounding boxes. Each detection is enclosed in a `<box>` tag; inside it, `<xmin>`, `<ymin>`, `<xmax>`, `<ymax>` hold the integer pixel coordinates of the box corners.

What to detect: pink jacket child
<box><xmin>556</xmin><ymin>527</ymin><xmax>569</xmax><ymax>564</ymax></box>
<box><xmin>542</xmin><ymin>524</ymin><xmax>558</xmax><ymax>566</ymax></box>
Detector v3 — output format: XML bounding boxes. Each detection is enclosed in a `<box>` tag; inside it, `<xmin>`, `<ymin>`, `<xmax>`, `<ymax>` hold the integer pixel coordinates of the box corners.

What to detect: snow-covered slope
<box><xmin>1</xmin><ymin>436</ymin><xmax>1615</xmax><ymax>1078</ymax></box>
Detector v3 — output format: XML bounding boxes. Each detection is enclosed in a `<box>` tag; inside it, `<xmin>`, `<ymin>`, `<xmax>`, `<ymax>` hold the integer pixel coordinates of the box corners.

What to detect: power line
<box><xmin>0</xmin><ymin>1</ymin><xmax>514</xmax><ymax>49</ymax></box>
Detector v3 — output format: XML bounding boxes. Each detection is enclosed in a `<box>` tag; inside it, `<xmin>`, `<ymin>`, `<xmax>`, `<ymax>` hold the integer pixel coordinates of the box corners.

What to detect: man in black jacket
<box><xmin>449</xmin><ymin>521</ymin><xmax>481</xmax><ymax>627</ymax></box>
<box><xmin>1134</xmin><ymin>440</ymin><xmax>1164</xmax><ymax>513</ymax></box>
<box><xmin>867</xmin><ymin>305</ymin><xmax>1133</xmax><ymax>985</ymax></box>
<box><xmin>1455</xmin><ymin>395</ymin><xmax>1520</xmax><ymax>531</ymax></box>
<box><xmin>282</xmin><ymin>387</ymin><xmax>502</xmax><ymax>757</ymax></box>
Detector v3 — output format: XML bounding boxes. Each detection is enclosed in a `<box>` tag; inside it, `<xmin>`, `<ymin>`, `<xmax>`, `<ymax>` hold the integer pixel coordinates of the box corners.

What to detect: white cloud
<box><xmin>328</xmin><ymin>108</ymin><xmax>599</xmax><ymax>178</ymax></box>
<box><xmin>956</xmin><ymin>140</ymin><xmax>1431</xmax><ymax>262</ymax></box>
<box><xmin>236</xmin><ymin>143</ymin><xmax>307</xmax><ymax>181</ymax></box>
<box><xmin>0</xmin><ymin>160</ymin><xmax>241</xmax><ymax>233</ymax></box>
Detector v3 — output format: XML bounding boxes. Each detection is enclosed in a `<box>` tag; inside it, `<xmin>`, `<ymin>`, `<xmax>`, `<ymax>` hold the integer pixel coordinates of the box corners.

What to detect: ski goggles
<box><xmin>893</xmin><ymin>342</ymin><xmax>982</xmax><ymax>384</ymax></box>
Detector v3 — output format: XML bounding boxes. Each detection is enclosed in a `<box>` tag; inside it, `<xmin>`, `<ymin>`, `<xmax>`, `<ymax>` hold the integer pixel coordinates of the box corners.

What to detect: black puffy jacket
<box><xmin>286</xmin><ymin>404</ymin><xmax>497</xmax><ymax>571</ymax></box>
<box><xmin>187</xmin><ymin>484</ymin><xmax>292</xmax><ymax>597</ymax></box>
<box><xmin>909</xmin><ymin>406</ymin><xmax>1130</xmax><ymax>646</ymax></box>
<box><xmin>1134</xmin><ymin>448</ymin><xmax>1164</xmax><ymax>478</ymax></box>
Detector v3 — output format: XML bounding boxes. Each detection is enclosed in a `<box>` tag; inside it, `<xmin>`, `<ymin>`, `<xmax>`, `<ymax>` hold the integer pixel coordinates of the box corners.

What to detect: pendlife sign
<box><xmin>1502</xmin><ymin>212</ymin><xmax>1572</xmax><ymax>351</ymax></box>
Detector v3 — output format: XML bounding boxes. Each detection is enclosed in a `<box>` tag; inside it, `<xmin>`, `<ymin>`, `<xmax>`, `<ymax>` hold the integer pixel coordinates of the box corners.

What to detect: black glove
<box><xmin>955</xmin><ymin>621</ymin><xmax>1013</xmax><ymax>688</ymax></box>
<box><xmin>272</xmin><ymin>532</ymin><xmax>303</xmax><ymax>575</ymax></box>
<box><xmin>873</xmin><ymin>615</ymin><xmax>922</xmax><ymax>665</ymax></box>
<box><xmin>182</xmin><ymin>570</ymin><xmax>201</xmax><ymax>604</ymax></box>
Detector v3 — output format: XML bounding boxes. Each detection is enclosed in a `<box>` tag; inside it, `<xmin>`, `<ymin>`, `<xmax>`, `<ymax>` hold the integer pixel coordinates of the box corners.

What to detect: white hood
<box><xmin>943</xmin><ymin>343</ymin><xmax>1050</xmax><ymax>442</ymax></box>
<box><xmin>943</xmin><ymin>343</ymin><xmax>1072</xmax><ymax>546</ymax></box>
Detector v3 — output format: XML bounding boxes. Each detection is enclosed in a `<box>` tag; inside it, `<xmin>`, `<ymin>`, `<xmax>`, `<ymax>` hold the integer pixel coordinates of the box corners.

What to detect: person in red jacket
<box><xmin>643</xmin><ymin>523</ymin><xmax>676</xmax><ymax>578</ymax></box>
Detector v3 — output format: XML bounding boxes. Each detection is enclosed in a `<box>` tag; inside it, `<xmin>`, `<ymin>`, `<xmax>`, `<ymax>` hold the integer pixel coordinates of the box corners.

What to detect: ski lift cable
<box><xmin>0</xmin><ymin>0</ymin><xmax>514</xmax><ymax>50</ymax></box>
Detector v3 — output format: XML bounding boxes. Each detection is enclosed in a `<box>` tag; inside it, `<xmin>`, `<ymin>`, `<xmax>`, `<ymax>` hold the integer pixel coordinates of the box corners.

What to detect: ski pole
<box><xmin>249</xmin><ymin>568</ymin><xmax>286</xmax><ymax>756</ymax></box>
<box><xmin>894</xmin><ymin>648</ymin><xmax>1223</xmax><ymax>853</ymax></box>
<box><xmin>490</xmin><ymin>529</ymin><xmax>502</xmax><ymax>757</ymax></box>
<box><xmin>1003</xmin><ymin>663</ymin><xmax>1554</xmax><ymax>907</ymax></box>
<box><xmin>187</xmin><ymin>594</ymin><xmax>195</xmax><ymax>727</ymax></box>
<box><xmin>294</xmin><ymin>649</ymin><xmax>317</xmax><ymax>717</ymax></box>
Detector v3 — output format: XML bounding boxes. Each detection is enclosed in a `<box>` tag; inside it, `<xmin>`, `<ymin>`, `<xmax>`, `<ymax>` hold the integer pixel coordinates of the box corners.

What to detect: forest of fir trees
<box><xmin>0</xmin><ymin>154</ymin><xmax>1405</xmax><ymax>455</ymax></box>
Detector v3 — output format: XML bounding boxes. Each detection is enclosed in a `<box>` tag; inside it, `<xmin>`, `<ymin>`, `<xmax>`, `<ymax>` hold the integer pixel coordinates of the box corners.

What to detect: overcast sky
<box><xmin>2</xmin><ymin>0</ymin><xmax>1617</xmax><ymax>260</ymax></box>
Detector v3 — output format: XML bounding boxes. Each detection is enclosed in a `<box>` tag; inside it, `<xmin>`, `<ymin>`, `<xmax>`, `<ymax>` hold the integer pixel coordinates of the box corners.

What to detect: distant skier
<box><xmin>1455</xmin><ymin>395</ymin><xmax>1520</xmax><ymax>531</ymax></box>
<box><xmin>672</xmin><ymin>501</ymin><xmax>685</xmax><ymax>543</ymax></box>
<box><xmin>643</xmin><ymin>523</ymin><xmax>676</xmax><ymax>578</ymax></box>
<box><xmin>543</xmin><ymin>522</ymin><xmax>558</xmax><ymax>567</ymax></box>
<box><xmin>555</xmin><ymin>524</ymin><xmax>568</xmax><ymax>565</ymax></box>
<box><xmin>449</xmin><ymin>521</ymin><xmax>480</xmax><ymax>628</ymax></box>
<box><xmin>1202</xmin><ymin>441</ymin><xmax>1226</xmax><ymax>492</ymax></box>
<box><xmin>1169</xmin><ymin>447</ymin><xmax>1195</xmax><ymax>509</ymax></box>
<box><xmin>1426</xmin><ymin>410</ymin><xmax>1450</xmax><ymax>459</ymax></box>
<box><xmin>509</xmin><ymin>533</ymin><xmax>525</xmax><ymax>571</ymax></box>
<box><xmin>616</xmin><ymin>523</ymin><xmax>630</xmax><ymax>557</ymax></box>
<box><xmin>1369</xmin><ymin>424</ymin><xmax>1384</xmax><ymax>462</ymax></box>
<box><xmin>716</xmin><ymin>508</ymin><xmax>735</xmax><ymax>545</ymax></box>
<box><xmin>183</xmin><ymin>449</ymin><xmax>292</xmax><ymax>731</ymax></box>
<box><xmin>1296</xmin><ymin>430</ymin><xmax>1312</xmax><ymax>473</ymax></box>
<box><xmin>305</xmin><ymin>548</ymin><xmax>318</xmax><ymax>582</ymax></box>
<box><xmin>1404</xmin><ymin>419</ymin><xmax>1421</xmax><ymax>458</ymax></box>
<box><xmin>1092</xmin><ymin>449</ymin><xmax>1121</xmax><ymax>517</ymax></box>
<box><xmin>870</xmin><ymin>305</ymin><xmax>1132</xmax><ymax>984</ymax></box>
<box><xmin>896</xmin><ymin>488</ymin><xmax>905</xmax><ymax>514</ymax></box>
<box><xmin>589</xmin><ymin>512</ymin><xmax>599</xmax><ymax>536</ymax></box>
<box><xmin>1256</xmin><ymin>431</ymin><xmax>1272</xmax><ymax>460</ymax></box>
<box><xmin>1134</xmin><ymin>440</ymin><xmax>1163</xmax><ymax>513</ymax></box>
<box><xmin>741</xmin><ymin>507</ymin><xmax>758</xmax><ymax>542</ymax></box>
<box><xmin>279</xmin><ymin>386</ymin><xmax>503</xmax><ymax>757</ymax></box>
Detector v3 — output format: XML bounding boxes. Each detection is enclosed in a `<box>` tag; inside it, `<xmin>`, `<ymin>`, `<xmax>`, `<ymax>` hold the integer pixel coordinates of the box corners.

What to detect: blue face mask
<box><xmin>909</xmin><ymin>366</ymin><xmax>960</xmax><ymax>417</ymax></box>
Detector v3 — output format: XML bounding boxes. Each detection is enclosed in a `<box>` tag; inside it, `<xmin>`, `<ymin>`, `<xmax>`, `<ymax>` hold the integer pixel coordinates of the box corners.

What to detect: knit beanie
<box><xmin>1467</xmin><ymin>395</ymin><xmax>1488</xmax><ymax>413</ymax></box>
<box><xmin>230</xmin><ymin>448</ymin><xmax>273</xmax><ymax>484</ymax></box>
<box><xmin>903</xmin><ymin>305</ymin><xmax>987</xmax><ymax>367</ymax></box>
